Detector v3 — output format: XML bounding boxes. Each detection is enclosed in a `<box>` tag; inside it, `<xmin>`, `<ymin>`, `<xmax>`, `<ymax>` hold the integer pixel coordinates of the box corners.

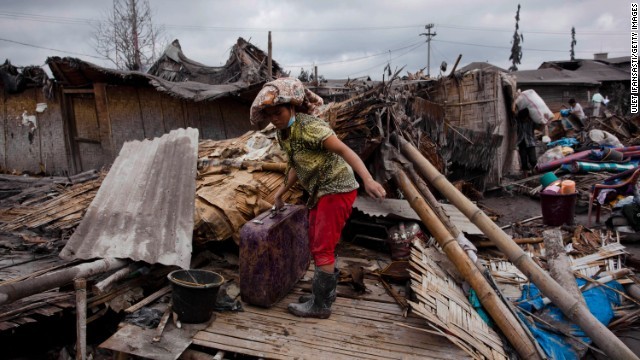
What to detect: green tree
<box><xmin>570</xmin><ymin>26</ymin><xmax>577</xmax><ymax>60</ymax></box>
<box><xmin>508</xmin><ymin>4</ymin><xmax>523</xmax><ymax>72</ymax></box>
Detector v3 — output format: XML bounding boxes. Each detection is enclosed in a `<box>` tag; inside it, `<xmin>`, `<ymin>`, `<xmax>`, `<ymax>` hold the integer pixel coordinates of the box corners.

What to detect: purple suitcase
<box><xmin>239</xmin><ymin>205</ymin><xmax>310</xmax><ymax>307</ymax></box>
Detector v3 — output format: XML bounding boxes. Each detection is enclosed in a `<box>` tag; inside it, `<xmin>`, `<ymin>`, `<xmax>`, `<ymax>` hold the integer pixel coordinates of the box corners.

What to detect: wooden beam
<box><xmin>125</xmin><ymin>285</ymin><xmax>171</xmax><ymax>314</ymax></box>
<box><xmin>63</xmin><ymin>89</ymin><xmax>95</xmax><ymax>94</ymax></box>
<box><xmin>75</xmin><ymin>278</ymin><xmax>87</xmax><ymax>360</ymax></box>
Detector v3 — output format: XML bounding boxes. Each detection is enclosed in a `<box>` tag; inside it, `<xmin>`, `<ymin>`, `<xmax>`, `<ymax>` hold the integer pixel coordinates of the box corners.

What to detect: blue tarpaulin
<box><xmin>517</xmin><ymin>279</ymin><xmax>623</xmax><ymax>360</ymax></box>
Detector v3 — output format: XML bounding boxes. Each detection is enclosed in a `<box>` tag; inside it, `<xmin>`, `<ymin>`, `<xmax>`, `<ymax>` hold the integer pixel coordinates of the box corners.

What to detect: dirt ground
<box><xmin>478</xmin><ymin>189</ymin><xmax>640</xmax><ymax>258</ymax></box>
<box><xmin>478</xmin><ymin>189</ymin><xmax>588</xmax><ymax>227</ymax></box>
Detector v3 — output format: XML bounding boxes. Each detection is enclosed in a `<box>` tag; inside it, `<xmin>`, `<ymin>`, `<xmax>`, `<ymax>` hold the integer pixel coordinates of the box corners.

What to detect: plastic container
<box><xmin>560</xmin><ymin>180</ymin><xmax>576</xmax><ymax>194</ymax></box>
<box><xmin>601</xmin><ymin>147</ymin><xmax>624</xmax><ymax>162</ymax></box>
<box><xmin>540</xmin><ymin>172</ymin><xmax>559</xmax><ymax>188</ymax></box>
<box><xmin>168</xmin><ymin>269</ymin><xmax>224</xmax><ymax>323</ymax></box>
<box><xmin>540</xmin><ymin>192</ymin><xmax>577</xmax><ymax>226</ymax></box>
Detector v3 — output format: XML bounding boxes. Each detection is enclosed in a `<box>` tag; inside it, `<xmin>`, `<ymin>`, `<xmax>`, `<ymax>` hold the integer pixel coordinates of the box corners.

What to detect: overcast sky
<box><xmin>0</xmin><ymin>0</ymin><xmax>632</xmax><ymax>80</ymax></box>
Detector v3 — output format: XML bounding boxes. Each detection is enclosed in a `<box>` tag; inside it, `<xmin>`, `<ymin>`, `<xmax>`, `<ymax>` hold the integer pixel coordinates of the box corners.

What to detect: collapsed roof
<box><xmin>46</xmin><ymin>37</ymin><xmax>282</xmax><ymax>101</ymax></box>
<box><xmin>148</xmin><ymin>38</ymin><xmax>283</xmax><ymax>84</ymax></box>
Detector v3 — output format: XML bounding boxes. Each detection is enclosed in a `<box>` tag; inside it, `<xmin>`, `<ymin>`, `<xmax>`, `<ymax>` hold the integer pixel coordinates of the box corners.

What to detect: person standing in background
<box><xmin>592</xmin><ymin>91</ymin><xmax>604</xmax><ymax>117</ymax></box>
<box><xmin>515</xmin><ymin>107</ymin><xmax>538</xmax><ymax>179</ymax></box>
<box><xmin>568</xmin><ymin>98</ymin><xmax>588</xmax><ymax>127</ymax></box>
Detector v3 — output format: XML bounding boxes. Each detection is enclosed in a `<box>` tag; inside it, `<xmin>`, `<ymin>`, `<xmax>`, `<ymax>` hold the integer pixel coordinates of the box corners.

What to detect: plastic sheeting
<box><xmin>517</xmin><ymin>279</ymin><xmax>623</xmax><ymax>360</ymax></box>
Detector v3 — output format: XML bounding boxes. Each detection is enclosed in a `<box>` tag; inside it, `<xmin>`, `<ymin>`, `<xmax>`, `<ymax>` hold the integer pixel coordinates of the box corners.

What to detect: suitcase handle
<box><xmin>269</xmin><ymin>204</ymin><xmax>288</xmax><ymax>218</ymax></box>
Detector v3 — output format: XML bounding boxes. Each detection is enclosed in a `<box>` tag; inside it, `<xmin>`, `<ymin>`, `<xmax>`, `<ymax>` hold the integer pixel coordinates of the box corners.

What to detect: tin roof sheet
<box><xmin>59</xmin><ymin>128</ymin><xmax>199</xmax><ymax>269</ymax></box>
<box><xmin>353</xmin><ymin>197</ymin><xmax>482</xmax><ymax>235</ymax></box>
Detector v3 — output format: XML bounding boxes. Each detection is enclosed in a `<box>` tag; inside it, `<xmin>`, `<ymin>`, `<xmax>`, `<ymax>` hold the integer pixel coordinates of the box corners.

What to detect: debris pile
<box><xmin>1</xmin><ymin>71</ymin><xmax>640</xmax><ymax>360</ymax></box>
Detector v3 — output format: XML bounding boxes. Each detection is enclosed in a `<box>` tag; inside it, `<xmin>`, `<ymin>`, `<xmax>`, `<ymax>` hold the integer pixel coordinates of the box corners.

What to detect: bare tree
<box><xmin>508</xmin><ymin>4</ymin><xmax>523</xmax><ymax>72</ymax></box>
<box><xmin>93</xmin><ymin>0</ymin><xmax>165</xmax><ymax>71</ymax></box>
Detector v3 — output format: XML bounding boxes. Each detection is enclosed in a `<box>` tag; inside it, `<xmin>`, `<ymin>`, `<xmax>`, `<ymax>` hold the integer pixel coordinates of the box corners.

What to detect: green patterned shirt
<box><xmin>277</xmin><ymin>113</ymin><xmax>359</xmax><ymax>208</ymax></box>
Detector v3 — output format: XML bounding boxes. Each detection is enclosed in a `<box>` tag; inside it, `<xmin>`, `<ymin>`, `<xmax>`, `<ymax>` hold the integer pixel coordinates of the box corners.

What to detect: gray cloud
<box><xmin>0</xmin><ymin>0</ymin><xmax>631</xmax><ymax>79</ymax></box>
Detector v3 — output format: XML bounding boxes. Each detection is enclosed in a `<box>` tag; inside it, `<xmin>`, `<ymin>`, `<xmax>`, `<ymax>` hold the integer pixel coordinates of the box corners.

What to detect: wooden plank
<box><xmin>93</xmin><ymin>83</ymin><xmax>114</xmax><ymax>162</ymax></box>
<box><xmin>100</xmin><ymin>322</ymin><xmax>207</xmax><ymax>360</ymax></box>
<box><xmin>35</xmin><ymin>88</ymin><xmax>68</xmax><ymax>175</ymax></box>
<box><xmin>203</xmin><ymin>308</ymin><xmax>455</xmax><ymax>357</ymax></box>
<box><xmin>0</xmin><ymin>321</ymin><xmax>19</xmax><ymax>331</ymax></box>
<box><xmin>4</xmin><ymin>89</ymin><xmax>41</xmax><ymax>173</ymax></box>
<box><xmin>194</xmin><ymin>290</ymin><xmax>469</xmax><ymax>359</ymax></box>
<box><xmin>63</xmin><ymin>89</ymin><xmax>94</xmax><ymax>94</ymax></box>
<box><xmin>0</xmin><ymin>89</ymin><xmax>7</xmax><ymax>170</ymax></box>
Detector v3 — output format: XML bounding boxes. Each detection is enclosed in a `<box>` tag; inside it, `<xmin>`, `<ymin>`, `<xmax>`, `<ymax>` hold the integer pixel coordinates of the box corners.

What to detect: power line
<box><xmin>437</xmin><ymin>24</ymin><xmax>627</xmax><ymax>36</ymax></box>
<box><xmin>433</xmin><ymin>39</ymin><xmax>629</xmax><ymax>53</ymax></box>
<box><xmin>282</xmin><ymin>40</ymin><xmax>424</xmax><ymax>68</ymax></box>
<box><xmin>0</xmin><ymin>10</ymin><xmax>628</xmax><ymax>35</ymax></box>
<box><xmin>347</xmin><ymin>42</ymin><xmax>425</xmax><ymax>78</ymax></box>
<box><xmin>0</xmin><ymin>37</ymin><xmax>107</xmax><ymax>60</ymax></box>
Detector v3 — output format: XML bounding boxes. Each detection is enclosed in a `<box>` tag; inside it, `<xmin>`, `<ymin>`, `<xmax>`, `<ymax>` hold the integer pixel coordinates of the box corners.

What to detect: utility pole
<box><xmin>268</xmin><ymin>31</ymin><xmax>272</xmax><ymax>80</ymax></box>
<box><xmin>419</xmin><ymin>24</ymin><xmax>437</xmax><ymax>77</ymax></box>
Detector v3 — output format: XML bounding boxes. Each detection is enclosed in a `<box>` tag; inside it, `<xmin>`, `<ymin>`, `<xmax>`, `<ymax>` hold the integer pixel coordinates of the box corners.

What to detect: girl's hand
<box><xmin>273</xmin><ymin>191</ymin><xmax>285</xmax><ymax>210</ymax></box>
<box><xmin>363</xmin><ymin>178</ymin><xmax>386</xmax><ymax>199</ymax></box>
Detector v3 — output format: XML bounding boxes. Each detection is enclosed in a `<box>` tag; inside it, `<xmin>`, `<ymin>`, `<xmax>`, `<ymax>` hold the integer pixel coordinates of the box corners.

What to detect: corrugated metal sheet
<box><xmin>59</xmin><ymin>128</ymin><xmax>199</xmax><ymax>269</ymax></box>
<box><xmin>353</xmin><ymin>197</ymin><xmax>482</xmax><ymax>235</ymax></box>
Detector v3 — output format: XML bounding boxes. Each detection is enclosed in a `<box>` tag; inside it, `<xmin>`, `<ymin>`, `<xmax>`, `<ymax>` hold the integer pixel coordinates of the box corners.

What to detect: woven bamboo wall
<box><xmin>0</xmin><ymin>88</ymin><xmax>69</xmax><ymax>175</ymax></box>
<box><xmin>426</xmin><ymin>70</ymin><xmax>515</xmax><ymax>188</ymax></box>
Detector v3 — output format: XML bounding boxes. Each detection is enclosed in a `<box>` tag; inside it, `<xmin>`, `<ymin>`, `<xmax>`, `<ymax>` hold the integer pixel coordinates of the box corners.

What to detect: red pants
<box><xmin>308</xmin><ymin>190</ymin><xmax>357</xmax><ymax>266</ymax></box>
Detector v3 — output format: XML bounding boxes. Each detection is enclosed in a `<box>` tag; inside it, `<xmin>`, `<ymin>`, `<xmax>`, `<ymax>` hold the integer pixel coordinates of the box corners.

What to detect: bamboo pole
<box><xmin>396</xmin><ymin>136</ymin><xmax>639</xmax><ymax>360</ymax></box>
<box><xmin>394</xmin><ymin>169</ymin><xmax>542</xmax><ymax>360</ymax></box>
<box><xmin>0</xmin><ymin>258</ymin><xmax>128</xmax><ymax>306</ymax></box>
<box><xmin>93</xmin><ymin>263</ymin><xmax>139</xmax><ymax>294</ymax></box>
<box><xmin>543</xmin><ymin>229</ymin><xmax>585</xmax><ymax>307</ymax></box>
<box><xmin>74</xmin><ymin>278</ymin><xmax>87</xmax><ymax>360</ymax></box>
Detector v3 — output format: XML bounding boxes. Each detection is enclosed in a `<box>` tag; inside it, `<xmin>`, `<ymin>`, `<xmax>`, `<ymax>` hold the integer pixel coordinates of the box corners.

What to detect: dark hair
<box><xmin>568</xmin><ymin>98</ymin><xmax>576</xmax><ymax>104</ymax></box>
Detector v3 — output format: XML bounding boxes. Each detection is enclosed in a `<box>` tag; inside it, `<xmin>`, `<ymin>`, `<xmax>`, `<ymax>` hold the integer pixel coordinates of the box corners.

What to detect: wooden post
<box><xmin>267</xmin><ymin>31</ymin><xmax>272</xmax><ymax>80</ymax></box>
<box><xmin>0</xmin><ymin>258</ymin><xmax>128</xmax><ymax>306</ymax></box>
<box><xmin>74</xmin><ymin>278</ymin><xmax>87</xmax><ymax>360</ymax></box>
<box><xmin>395</xmin><ymin>135</ymin><xmax>639</xmax><ymax>360</ymax></box>
<box><xmin>448</xmin><ymin>54</ymin><xmax>462</xmax><ymax>77</ymax></box>
<box><xmin>394</xmin><ymin>168</ymin><xmax>542</xmax><ymax>360</ymax></box>
<box><xmin>314</xmin><ymin>66</ymin><xmax>318</xmax><ymax>87</ymax></box>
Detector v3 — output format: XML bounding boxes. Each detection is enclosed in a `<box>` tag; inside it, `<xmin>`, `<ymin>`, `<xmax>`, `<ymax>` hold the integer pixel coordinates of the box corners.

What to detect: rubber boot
<box><xmin>288</xmin><ymin>268</ymin><xmax>336</xmax><ymax>319</ymax></box>
<box><xmin>298</xmin><ymin>268</ymin><xmax>339</xmax><ymax>303</ymax></box>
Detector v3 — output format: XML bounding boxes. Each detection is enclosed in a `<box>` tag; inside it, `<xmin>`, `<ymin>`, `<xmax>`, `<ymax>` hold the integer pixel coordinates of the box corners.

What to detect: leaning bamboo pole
<box><xmin>0</xmin><ymin>258</ymin><xmax>128</xmax><ymax>306</ymax></box>
<box><xmin>394</xmin><ymin>169</ymin><xmax>542</xmax><ymax>360</ymax></box>
<box><xmin>397</xmin><ymin>136</ymin><xmax>639</xmax><ymax>360</ymax></box>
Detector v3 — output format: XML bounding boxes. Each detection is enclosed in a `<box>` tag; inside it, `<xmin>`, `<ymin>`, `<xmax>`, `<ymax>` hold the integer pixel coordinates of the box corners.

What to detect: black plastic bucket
<box><xmin>168</xmin><ymin>269</ymin><xmax>224</xmax><ymax>324</ymax></box>
<box><xmin>540</xmin><ymin>192</ymin><xmax>577</xmax><ymax>226</ymax></box>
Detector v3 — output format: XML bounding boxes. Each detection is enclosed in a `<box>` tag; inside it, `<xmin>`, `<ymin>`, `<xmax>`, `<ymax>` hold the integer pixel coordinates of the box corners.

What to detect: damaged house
<box><xmin>4</xmin><ymin>34</ymin><xmax>638</xmax><ymax>360</ymax></box>
<box><xmin>0</xmin><ymin>38</ymin><xmax>282</xmax><ymax>175</ymax></box>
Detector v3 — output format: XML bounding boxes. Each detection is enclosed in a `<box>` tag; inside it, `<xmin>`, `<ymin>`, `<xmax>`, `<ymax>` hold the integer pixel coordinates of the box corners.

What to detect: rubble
<box><xmin>0</xmin><ymin>52</ymin><xmax>639</xmax><ymax>360</ymax></box>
